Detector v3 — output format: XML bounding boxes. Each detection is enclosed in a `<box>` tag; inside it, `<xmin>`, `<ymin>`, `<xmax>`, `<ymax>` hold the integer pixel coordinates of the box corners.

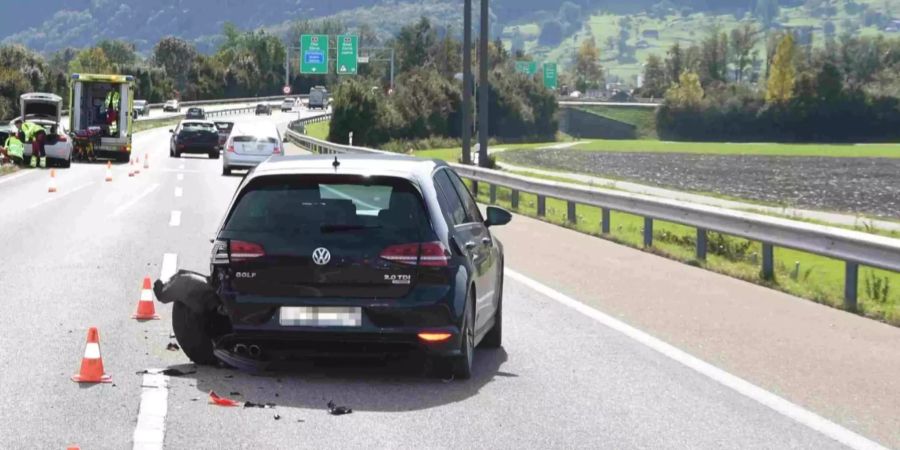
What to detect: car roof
<box><xmin>181</xmin><ymin>120</ymin><xmax>215</xmax><ymax>126</ymax></box>
<box><xmin>251</xmin><ymin>154</ymin><xmax>447</xmax><ymax>181</ymax></box>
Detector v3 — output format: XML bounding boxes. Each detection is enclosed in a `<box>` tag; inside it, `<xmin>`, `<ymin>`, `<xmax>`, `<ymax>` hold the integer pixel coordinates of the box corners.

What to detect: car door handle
<box><xmin>481</xmin><ymin>237</ymin><xmax>492</xmax><ymax>246</ymax></box>
<box><xmin>464</xmin><ymin>241</ymin><xmax>477</xmax><ymax>250</ymax></box>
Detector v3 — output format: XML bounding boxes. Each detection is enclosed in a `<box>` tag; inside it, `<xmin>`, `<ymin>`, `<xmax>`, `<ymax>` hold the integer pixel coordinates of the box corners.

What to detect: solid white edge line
<box><xmin>504</xmin><ymin>268</ymin><xmax>889</xmax><ymax>450</ymax></box>
<box><xmin>160</xmin><ymin>254</ymin><xmax>177</xmax><ymax>283</ymax></box>
<box><xmin>132</xmin><ymin>371</ymin><xmax>168</xmax><ymax>450</ymax></box>
<box><xmin>26</xmin><ymin>182</ymin><xmax>94</xmax><ymax>210</ymax></box>
<box><xmin>0</xmin><ymin>169</ymin><xmax>38</xmax><ymax>185</ymax></box>
<box><xmin>174</xmin><ymin>187</ymin><xmax>183</xmax><ymax>198</ymax></box>
<box><xmin>169</xmin><ymin>211</ymin><xmax>181</xmax><ymax>227</ymax></box>
<box><xmin>112</xmin><ymin>183</ymin><xmax>160</xmax><ymax>217</ymax></box>
<box><xmin>176</xmin><ymin>174</ymin><xmax>184</xmax><ymax>181</ymax></box>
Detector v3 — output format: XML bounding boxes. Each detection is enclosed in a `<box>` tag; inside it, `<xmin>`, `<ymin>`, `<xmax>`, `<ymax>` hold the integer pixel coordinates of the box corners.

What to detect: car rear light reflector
<box><xmin>379</xmin><ymin>242</ymin><xmax>450</xmax><ymax>267</ymax></box>
<box><xmin>230</xmin><ymin>240</ymin><xmax>265</xmax><ymax>261</ymax></box>
<box><xmin>418</xmin><ymin>332</ymin><xmax>453</xmax><ymax>342</ymax></box>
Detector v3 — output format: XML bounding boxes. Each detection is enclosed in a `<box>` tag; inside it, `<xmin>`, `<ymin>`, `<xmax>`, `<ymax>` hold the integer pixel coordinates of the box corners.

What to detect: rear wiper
<box><xmin>320</xmin><ymin>224</ymin><xmax>381</xmax><ymax>233</ymax></box>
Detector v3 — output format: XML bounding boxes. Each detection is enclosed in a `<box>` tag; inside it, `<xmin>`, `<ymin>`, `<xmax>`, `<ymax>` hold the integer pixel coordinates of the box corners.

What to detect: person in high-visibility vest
<box><xmin>15</xmin><ymin>118</ymin><xmax>47</xmax><ymax>168</ymax></box>
<box><xmin>0</xmin><ymin>133</ymin><xmax>25</xmax><ymax>165</ymax></box>
<box><xmin>106</xmin><ymin>97</ymin><xmax>119</xmax><ymax>136</ymax></box>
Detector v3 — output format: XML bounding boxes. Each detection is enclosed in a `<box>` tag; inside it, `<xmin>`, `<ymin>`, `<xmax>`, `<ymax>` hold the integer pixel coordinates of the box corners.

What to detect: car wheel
<box><xmin>172</xmin><ymin>302</ymin><xmax>218</xmax><ymax>366</ymax></box>
<box><xmin>60</xmin><ymin>155</ymin><xmax>71</xmax><ymax>168</ymax></box>
<box><xmin>480</xmin><ymin>273</ymin><xmax>502</xmax><ymax>348</ymax></box>
<box><xmin>223</xmin><ymin>166</ymin><xmax>231</xmax><ymax>176</ymax></box>
<box><xmin>437</xmin><ymin>292</ymin><xmax>475</xmax><ymax>380</ymax></box>
<box><xmin>209</xmin><ymin>150</ymin><xmax>219</xmax><ymax>160</ymax></box>
<box><xmin>174</xmin><ymin>150</ymin><xmax>181</xmax><ymax>158</ymax></box>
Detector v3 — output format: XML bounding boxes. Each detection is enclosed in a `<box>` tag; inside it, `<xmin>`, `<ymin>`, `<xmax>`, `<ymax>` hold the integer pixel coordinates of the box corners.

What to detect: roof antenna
<box><xmin>332</xmin><ymin>155</ymin><xmax>340</xmax><ymax>169</ymax></box>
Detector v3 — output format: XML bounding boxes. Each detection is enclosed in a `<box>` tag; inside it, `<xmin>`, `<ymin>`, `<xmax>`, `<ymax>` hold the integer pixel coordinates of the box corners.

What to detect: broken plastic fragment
<box><xmin>327</xmin><ymin>401</ymin><xmax>352</xmax><ymax>415</ymax></box>
<box><xmin>166</xmin><ymin>342</ymin><xmax>180</xmax><ymax>351</ymax></box>
<box><xmin>209</xmin><ymin>391</ymin><xmax>242</xmax><ymax>407</ymax></box>
<box><xmin>274</xmin><ymin>414</ymin><xmax>281</xmax><ymax>420</ymax></box>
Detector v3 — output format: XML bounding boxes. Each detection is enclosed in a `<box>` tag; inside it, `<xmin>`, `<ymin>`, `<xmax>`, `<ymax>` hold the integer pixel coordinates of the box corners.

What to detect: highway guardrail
<box><xmin>283</xmin><ymin>123</ymin><xmax>900</xmax><ymax>312</ymax></box>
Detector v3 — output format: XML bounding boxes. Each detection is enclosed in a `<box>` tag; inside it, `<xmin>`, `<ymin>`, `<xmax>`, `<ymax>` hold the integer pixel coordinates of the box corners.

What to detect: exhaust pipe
<box><xmin>248</xmin><ymin>345</ymin><xmax>262</xmax><ymax>358</ymax></box>
<box><xmin>234</xmin><ymin>343</ymin><xmax>248</xmax><ymax>355</ymax></box>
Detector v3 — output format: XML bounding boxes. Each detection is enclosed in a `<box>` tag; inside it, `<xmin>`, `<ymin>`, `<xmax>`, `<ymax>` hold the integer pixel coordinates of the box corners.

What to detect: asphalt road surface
<box><xmin>0</xmin><ymin>111</ymin><xmax>896</xmax><ymax>449</ymax></box>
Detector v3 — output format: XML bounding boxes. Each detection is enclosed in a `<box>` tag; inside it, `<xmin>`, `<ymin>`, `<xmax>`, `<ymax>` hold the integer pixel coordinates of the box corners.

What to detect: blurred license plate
<box><xmin>279</xmin><ymin>307</ymin><xmax>362</xmax><ymax>327</ymax></box>
<box><xmin>257</xmin><ymin>144</ymin><xmax>266</xmax><ymax>151</ymax></box>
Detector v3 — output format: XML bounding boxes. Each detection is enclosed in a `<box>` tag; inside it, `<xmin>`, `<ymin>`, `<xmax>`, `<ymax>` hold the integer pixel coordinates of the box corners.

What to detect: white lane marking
<box><xmin>161</xmin><ymin>169</ymin><xmax>201</xmax><ymax>174</ymax></box>
<box><xmin>27</xmin><ymin>182</ymin><xmax>94</xmax><ymax>210</ymax></box>
<box><xmin>160</xmin><ymin>254</ymin><xmax>177</xmax><ymax>283</ymax></box>
<box><xmin>178</xmin><ymin>164</ymin><xmax>185</xmax><ymax>170</ymax></box>
<box><xmin>0</xmin><ymin>169</ymin><xmax>38</xmax><ymax>185</ymax></box>
<box><xmin>177</xmin><ymin>174</ymin><xmax>184</xmax><ymax>181</ymax></box>
<box><xmin>132</xmin><ymin>371</ymin><xmax>168</xmax><ymax>450</ymax></box>
<box><xmin>504</xmin><ymin>268</ymin><xmax>889</xmax><ymax>450</ymax></box>
<box><xmin>174</xmin><ymin>187</ymin><xmax>183</xmax><ymax>197</ymax></box>
<box><xmin>169</xmin><ymin>210</ymin><xmax>181</xmax><ymax>227</ymax></box>
<box><xmin>112</xmin><ymin>183</ymin><xmax>160</xmax><ymax>217</ymax></box>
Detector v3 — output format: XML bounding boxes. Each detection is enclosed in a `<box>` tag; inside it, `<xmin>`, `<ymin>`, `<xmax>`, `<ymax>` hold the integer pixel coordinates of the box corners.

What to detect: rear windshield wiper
<box><xmin>320</xmin><ymin>224</ymin><xmax>382</xmax><ymax>233</ymax></box>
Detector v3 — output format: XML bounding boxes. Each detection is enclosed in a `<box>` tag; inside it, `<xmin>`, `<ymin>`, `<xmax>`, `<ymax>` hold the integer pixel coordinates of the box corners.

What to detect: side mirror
<box><xmin>484</xmin><ymin>206</ymin><xmax>512</xmax><ymax>228</ymax></box>
<box><xmin>168</xmin><ymin>129</ymin><xmax>174</xmax><ymax>133</ymax></box>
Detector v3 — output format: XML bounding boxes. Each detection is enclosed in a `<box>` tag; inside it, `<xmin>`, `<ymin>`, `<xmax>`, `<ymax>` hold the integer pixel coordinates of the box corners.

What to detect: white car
<box><xmin>163</xmin><ymin>99</ymin><xmax>180</xmax><ymax>112</ymax></box>
<box><xmin>17</xmin><ymin>93</ymin><xmax>73</xmax><ymax>168</ymax></box>
<box><xmin>280</xmin><ymin>98</ymin><xmax>296</xmax><ymax>112</ymax></box>
<box><xmin>222</xmin><ymin>122</ymin><xmax>283</xmax><ymax>176</ymax></box>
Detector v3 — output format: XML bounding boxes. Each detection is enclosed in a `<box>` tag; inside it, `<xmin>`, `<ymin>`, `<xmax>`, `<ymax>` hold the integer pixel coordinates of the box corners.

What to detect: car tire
<box><xmin>437</xmin><ymin>292</ymin><xmax>475</xmax><ymax>380</ymax></box>
<box><xmin>60</xmin><ymin>155</ymin><xmax>71</xmax><ymax>169</ymax></box>
<box><xmin>223</xmin><ymin>166</ymin><xmax>231</xmax><ymax>176</ymax></box>
<box><xmin>209</xmin><ymin>150</ymin><xmax>219</xmax><ymax>160</ymax></box>
<box><xmin>172</xmin><ymin>302</ymin><xmax>218</xmax><ymax>366</ymax></box>
<box><xmin>480</xmin><ymin>273</ymin><xmax>502</xmax><ymax>349</ymax></box>
<box><xmin>174</xmin><ymin>150</ymin><xmax>181</xmax><ymax>158</ymax></box>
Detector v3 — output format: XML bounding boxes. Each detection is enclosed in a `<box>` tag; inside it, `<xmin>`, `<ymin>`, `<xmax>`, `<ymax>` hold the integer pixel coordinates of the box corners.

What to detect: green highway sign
<box><xmin>300</xmin><ymin>34</ymin><xmax>329</xmax><ymax>74</ymax></box>
<box><xmin>515</xmin><ymin>61</ymin><xmax>537</xmax><ymax>75</ymax></box>
<box><xmin>543</xmin><ymin>62</ymin><xmax>558</xmax><ymax>89</ymax></box>
<box><xmin>336</xmin><ymin>35</ymin><xmax>359</xmax><ymax>75</ymax></box>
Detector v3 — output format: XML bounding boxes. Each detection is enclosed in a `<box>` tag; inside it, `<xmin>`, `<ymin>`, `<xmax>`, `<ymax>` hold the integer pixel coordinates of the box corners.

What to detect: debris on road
<box><xmin>166</xmin><ymin>342</ymin><xmax>180</xmax><ymax>351</ymax></box>
<box><xmin>274</xmin><ymin>414</ymin><xmax>281</xmax><ymax>420</ymax></box>
<box><xmin>209</xmin><ymin>391</ymin><xmax>241</xmax><ymax>407</ymax></box>
<box><xmin>135</xmin><ymin>367</ymin><xmax>197</xmax><ymax>377</ymax></box>
<box><xmin>244</xmin><ymin>401</ymin><xmax>276</xmax><ymax>409</ymax></box>
<box><xmin>229</xmin><ymin>391</ymin><xmax>241</xmax><ymax>396</ymax></box>
<box><xmin>327</xmin><ymin>401</ymin><xmax>352</xmax><ymax>415</ymax></box>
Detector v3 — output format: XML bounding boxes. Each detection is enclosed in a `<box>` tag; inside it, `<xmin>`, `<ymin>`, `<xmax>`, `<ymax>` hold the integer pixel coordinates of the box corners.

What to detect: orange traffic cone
<box><xmin>71</xmin><ymin>327</ymin><xmax>112</xmax><ymax>383</ymax></box>
<box><xmin>128</xmin><ymin>159</ymin><xmax>134</xmax><ymax>177</ymax></box>
<box><xmin>134</xmin><ymin>156</ymin><xmax>141</xmax><ymax>175</ymax></box>
<box><xmin>48</xmin><ymin>169</ymin><xmax>57</xmax><ymax>193</ymax></box>
<box><xmin>105</xmin><ymin>161</ymin><xmax>113</xmax><ymax>182</ymax></box>
<box><xmin>133</xmin><ymin>277</ymin><xmax>159</xmax><ymax>320</ymax></box>
<box><xmin>143</xmin><ymin>153</ymin><xmax>149</xmax><ymax>169</ymax></box>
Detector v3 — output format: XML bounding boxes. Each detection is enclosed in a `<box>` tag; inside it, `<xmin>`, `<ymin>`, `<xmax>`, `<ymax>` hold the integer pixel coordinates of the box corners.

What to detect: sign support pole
<box><xmin>461</xmin><ymin>0</ymin><xmax>473</xmax><ymax>165</ymax></box>
<box><xmin>478</xmin><ymin>0</ymin><xmax>489</xmax><ymax>167</ymax></box>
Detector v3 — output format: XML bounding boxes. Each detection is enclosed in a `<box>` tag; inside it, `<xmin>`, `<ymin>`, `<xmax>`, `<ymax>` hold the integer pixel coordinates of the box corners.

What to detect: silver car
<box><xmin>222</xmin><ymin>122</ymin><xmax>283</xmax><ymax>175</ymax></box>
<box><xmin>17</xmin><ymin>93</ymin><xmax>74</xmax><ymax>168</ymax></box>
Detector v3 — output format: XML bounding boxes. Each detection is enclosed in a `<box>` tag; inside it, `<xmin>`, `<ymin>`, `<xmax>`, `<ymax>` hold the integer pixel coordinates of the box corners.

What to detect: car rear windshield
<box><xmin>233</xmin><ymin>135</ymin><xmax>278</xmax><ymax>144</ymax></box>
<box><xmin>224</xmin><ymin>175</ymin><xmax>429</xmax><ymax>238</ymax></box>
<box><xmin>215</xmin><ymin>122</ymin><xmax>234</xmax><ymax>132</ymax></box>
<box><xmin>182</xmin><ymin>122</ymin><xmax>215</xmax><ymax>132</ymax></box>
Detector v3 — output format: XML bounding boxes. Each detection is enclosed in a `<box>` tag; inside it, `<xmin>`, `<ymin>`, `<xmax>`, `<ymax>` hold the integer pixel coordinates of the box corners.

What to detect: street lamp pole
<box><xmin>478</xmin><ymin>0</ymin><xmax>489</xmax><ymax>167</ymax></box>
<box><xmin>461</xmin><ymin>0</ymin><xmax>473</xmax><ymax>165</ymax></box>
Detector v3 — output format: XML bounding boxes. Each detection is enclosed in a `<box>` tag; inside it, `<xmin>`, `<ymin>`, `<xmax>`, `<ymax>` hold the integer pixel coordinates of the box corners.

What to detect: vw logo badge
<box><xmin>312</xmin><ymin>247</ymin><xmax>331</xmax><ymax>266</ymax></box>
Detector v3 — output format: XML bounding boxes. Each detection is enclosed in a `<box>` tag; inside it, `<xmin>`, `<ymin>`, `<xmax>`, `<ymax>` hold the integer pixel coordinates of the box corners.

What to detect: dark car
<box><xmin>214</xmin><ymin>121</ymin><xmax>234</xmax><ymax>150</ymax></box>
<box><xmin>171</xmin><ymin>155</ymin><xmax>510</xmax><ymax>379</ymax></box>
<box><xmin>169</xmin><ymin>120</ymin><xmax>220</xmax><ymax>159</ymax></box>
<box><xmin>185</xmin><ymin>107</ymin><xmax>206</xmax><ymax>120</ymax></box>
<box><xmin>308</xmin><ymin>86</ymin><xmax>327</xmax><ymax>110</ymax></box>
<box><xmin>133</xmin><ymin>100</ymin><xmax>149</xmax><ymax>118</ymax></box>
<box><xmin>255</xmin><ymin>103</ymin><xmax>271</xmax><ymax>115</ymax></box>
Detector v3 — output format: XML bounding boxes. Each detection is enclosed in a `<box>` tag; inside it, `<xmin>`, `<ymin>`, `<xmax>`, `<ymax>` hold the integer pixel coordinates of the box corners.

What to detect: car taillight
<box><xmin>227</xmin><ymin>145</ymin><xmax>235</xmax><ymax>153</ymax></box>
<box><xmin>58</xmin><ymin>135</ymin><xmax>67</xmax><ymax>142</ymax></box>
<box><xmin>230</xmin><ymin>240</ymin><xmax>265</xmax><ymax>262</ymax></box>
<box><xmin>380</xmin><ymin>241</ymin><xmax>450</xmax><ymax>267</ymax></box>
<box><xmin>273</xmin><ymin>146</ymin><xmax>282</xmax><ymax>155</ymax></box>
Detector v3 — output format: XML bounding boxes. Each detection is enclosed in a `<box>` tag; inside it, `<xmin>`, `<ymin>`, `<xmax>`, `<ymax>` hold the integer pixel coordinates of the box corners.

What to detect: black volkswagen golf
<box><xmin>170</xmin><ymin>154</ymin><xmax>510</xmax><ymax>379</ymax></box>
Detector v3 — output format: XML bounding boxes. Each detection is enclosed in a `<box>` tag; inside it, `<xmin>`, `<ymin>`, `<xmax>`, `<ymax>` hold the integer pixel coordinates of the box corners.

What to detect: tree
<box><xmin>766</xmin><ymin>33</ymin><xmax>797</xmax><ymax>103</ymax></box>
<box><xmin>539</xmin><ymin>20</ymin><xmax>565</xmax><ymax>46</ymax></box>
<box><xmin>97</xmin><ymin>40</ymin><xmax>137</xmax><ymax>66</ymax></box>
<box><xmin>152</xmin><ymin>37</ymin><xmax>198</xmax><ymax>94</ymax></box>
<box><xmin>755</xmin><ymin>0</ymin><xmax>780</xmax><ymax>28</ymax></box>
<box><xmin>641</xmin><ymin>54</ymin><xmax>668</xmax><ymax>97</ymax></box>
<box><xmin>574</xmin><ymin>37</ymin><xmax>604</xmax><ymax>91</ymax></box>
<box><xmin>699</xmin><ymin>27</ymin><xmax>729</xmax><ymax>85</ymax></box>
<box><xmin>665</xmin><ymin>42</ymin><xmax>685</xmax><ymax>85</ymax></box>
<box><xmin>394</xmin><ymin>17</ymin><xmax>437</xmax><ymax>73</ymax></box>
<box><xmin>69</xmin><ymin>47</ymin><xmax>112</xmax><ymax>74</ymax></box>
<box><xmin>665</xmin><ymin>71</ymin><xmax>704</xmax><ymax>108</ymax></box>
<box><xmin>730</xmin><ymin>23</ymin><xmax>760</xmax><ymax>83</ymax></box>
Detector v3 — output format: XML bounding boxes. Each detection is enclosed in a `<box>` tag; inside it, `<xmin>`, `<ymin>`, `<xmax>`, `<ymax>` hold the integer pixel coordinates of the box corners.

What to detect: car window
<box><xmin>182</xmin><ymin>122</ymin><xmax>216</xmax><ymax>132</ymax></box>
<box><xmin>445</xmin><ymin>170</ymin><xmax>483</xmax><ymax>223</ymax></box>
<box><xmin>433</xmin><ymin>170</ymin><xmax>468</xmax><ymax>226</ymax></box>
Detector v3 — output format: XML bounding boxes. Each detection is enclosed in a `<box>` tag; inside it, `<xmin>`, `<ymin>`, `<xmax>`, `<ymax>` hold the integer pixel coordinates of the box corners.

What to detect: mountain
<box><xmin>2</xmin><ymin>0</ymin><xmax>791</xmax><ymax>53</ymax></box>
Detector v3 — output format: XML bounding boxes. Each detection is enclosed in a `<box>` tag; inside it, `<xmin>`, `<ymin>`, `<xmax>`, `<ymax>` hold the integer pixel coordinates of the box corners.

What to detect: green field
<box><xmin>467</xmin><ymin>181</ymin><xmax>900</xmax><ymax>326</ymax></box>
<box><xmin>562</xmin><ymin>140</ymin><xmax>900</xmax><ymax>158</ymax></box>
<box><xmin>578</xmin><ymin>106</ymin><xmax>658</xmax><ymax>139</ymax></box>
<box><xmin>305</xmin><ymin>121</ymin><xmax>330</xmax><ymax>141</ymax></box>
